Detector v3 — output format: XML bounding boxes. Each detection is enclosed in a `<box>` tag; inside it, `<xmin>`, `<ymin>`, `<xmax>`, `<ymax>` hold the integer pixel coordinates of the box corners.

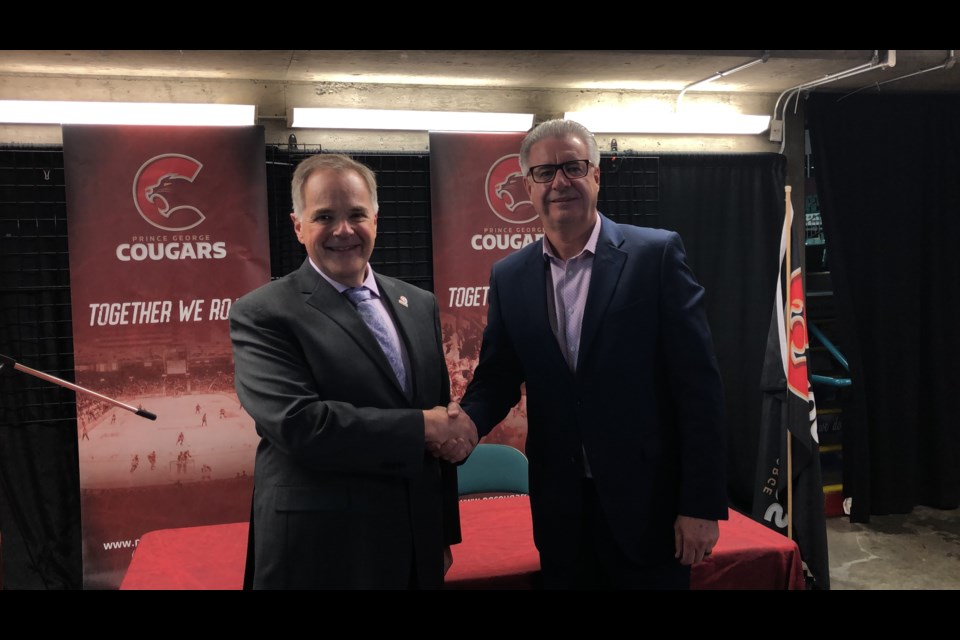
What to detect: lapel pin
<box><xmin>398</xmin><ymin>296</ymin><xmax>408</xmax><ymax>308</ymax></box>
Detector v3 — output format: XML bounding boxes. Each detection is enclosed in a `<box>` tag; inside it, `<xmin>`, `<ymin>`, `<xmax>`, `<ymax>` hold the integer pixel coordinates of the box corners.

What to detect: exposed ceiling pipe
<box><xmin>771</xmin><ymin>50</ymin><xmax>896</xmax><ymax>152</ymax></box>
<box><xmin>773</xmin><ymin>51</ymin><xmax>894</xmax><ymax>121</ymax></box>
<box><xmin>779</xmin><ymin>62</ymin><xmax>891</xmax><ymax>120</ymax></box>
<box><xmin>838</xmin><ymin>50</ymin><xmax>956</xmax><ymax>100</ymax></box>
<box><xmin>676</xmin><ymin>51</ymin><xmax>770</xmax><ymax>110</ymax></box>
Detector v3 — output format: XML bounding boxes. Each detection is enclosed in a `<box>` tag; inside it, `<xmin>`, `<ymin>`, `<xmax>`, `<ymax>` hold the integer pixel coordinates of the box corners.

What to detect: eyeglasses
<box><xmin>527</xmin><ymin>160</ymin><xmax>592</xmax><ymax>184</ymax></box>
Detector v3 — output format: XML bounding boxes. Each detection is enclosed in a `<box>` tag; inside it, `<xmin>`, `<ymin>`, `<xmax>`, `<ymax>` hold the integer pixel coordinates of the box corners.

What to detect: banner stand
<box><xmin>1</xmin><ymin>353</ymin><xmax>157</xmax><ymax>421</ymax></box>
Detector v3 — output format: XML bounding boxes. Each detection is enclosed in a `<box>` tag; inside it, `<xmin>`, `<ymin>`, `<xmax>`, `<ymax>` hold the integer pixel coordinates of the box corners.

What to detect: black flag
<box><xmin>752</xmin><ymin>189</ymin><xmax>831</xmax><ymax>589</ymax></box>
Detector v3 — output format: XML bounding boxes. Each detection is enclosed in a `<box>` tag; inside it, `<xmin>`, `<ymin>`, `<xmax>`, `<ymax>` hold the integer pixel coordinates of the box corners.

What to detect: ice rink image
<box><xmin>77</xmin><ymin>391</ymin><xmax>259</xmax><ymax>489</ymax></box>
<box><xmin>75</xmin><ymin>389</ymin><xmax>259</xmax><ymax>588</ymax></box>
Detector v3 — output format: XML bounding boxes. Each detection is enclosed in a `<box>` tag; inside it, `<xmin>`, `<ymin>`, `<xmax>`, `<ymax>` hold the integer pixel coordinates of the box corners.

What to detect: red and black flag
<box><xmin>752</xmin><ymin>187</ymin><xmax>830</xmax><ymax>589</ymax></box>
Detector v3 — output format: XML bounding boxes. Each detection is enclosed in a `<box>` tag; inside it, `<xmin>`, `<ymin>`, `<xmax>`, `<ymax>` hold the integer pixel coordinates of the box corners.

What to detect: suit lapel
<box><xmin>578</xmin><ymin>215</ymin><xmax>626</xmax><ymax>369</ymax></box>
<box><xmin>297</xmin><ymin>261</ymin><xmax>406</xmax><ymax>398</ymax></box>
<box><xmin>517</xmin><ymin>244</ymin><xmax>572</xmax><ymax>376</ymax></box>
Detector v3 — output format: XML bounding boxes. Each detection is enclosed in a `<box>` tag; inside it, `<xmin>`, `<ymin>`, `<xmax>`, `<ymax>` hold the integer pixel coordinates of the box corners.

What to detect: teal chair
<box><xmin>457</xmin><ymin>443</ymin><xmax>529</xmax><ymax>496</ymax></box>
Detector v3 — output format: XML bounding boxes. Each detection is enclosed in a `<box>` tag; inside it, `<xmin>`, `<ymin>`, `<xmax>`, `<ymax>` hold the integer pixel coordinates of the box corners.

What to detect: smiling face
<box><xmin>523</xmin><ymin>133</ymin><xmax>600</xmax><ymax>238</ymax></box>
<box><xmin>292</xmin><ymin>168</ymin><xmax>378</xmax><ymax>287</ymax></box>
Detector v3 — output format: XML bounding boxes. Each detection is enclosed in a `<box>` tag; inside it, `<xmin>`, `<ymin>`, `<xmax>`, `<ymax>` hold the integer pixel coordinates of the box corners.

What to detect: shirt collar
<box><xmin>308</xmin><ymin>258</ymin><xmax>381</xmax><ymax>298</ymax></box>
<box><xmin>542</xmin><ymin>213</ymin><xmax>602</xmax><ymax>262</ymax></box>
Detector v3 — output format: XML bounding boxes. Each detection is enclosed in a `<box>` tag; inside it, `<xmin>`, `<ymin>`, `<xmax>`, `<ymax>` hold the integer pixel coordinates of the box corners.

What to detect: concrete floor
<box><xmin>827</xmin><ymin>506</ymin><xmax>960</xmax><ymax>589</ymax></box>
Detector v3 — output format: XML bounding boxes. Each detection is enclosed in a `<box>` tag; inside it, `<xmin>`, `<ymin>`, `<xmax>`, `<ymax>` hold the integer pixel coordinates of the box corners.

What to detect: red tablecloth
<box><xmin>120</xmin><ymin>496</ymin><xmax>804</xmax><ymax>590</ymax></box>
<box><xmin>120</xmin><ymin>522</ymin><xmax>249</xmax><ymax>591</ymax></box>
<box><xmin>695</xmin><ymin>506</ymin><xmax>806</xmax><ymax>590</ymax></box>
<box><xmin>445</xmin><ymin>495</ymin><xmax>540</xmax><ymax>588</ymax></box>
<box><xmin>445</xmin><ymin>495</ymin><xmax>804</xmax><ymax>589</ymax></box>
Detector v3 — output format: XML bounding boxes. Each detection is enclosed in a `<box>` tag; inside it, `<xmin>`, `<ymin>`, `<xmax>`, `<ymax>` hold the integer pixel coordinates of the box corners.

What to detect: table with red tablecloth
<box><xmin>120</xmin><ymin>496</ymin><xmax>804</xmax><ymax>590</ymax></box>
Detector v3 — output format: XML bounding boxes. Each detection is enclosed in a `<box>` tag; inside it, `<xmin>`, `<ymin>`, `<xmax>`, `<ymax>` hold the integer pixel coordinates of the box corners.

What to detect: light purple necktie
<box><xmin>344</xmin><ymin>287</ymin><xmax>408</xmax><ymax>393</ymax></box>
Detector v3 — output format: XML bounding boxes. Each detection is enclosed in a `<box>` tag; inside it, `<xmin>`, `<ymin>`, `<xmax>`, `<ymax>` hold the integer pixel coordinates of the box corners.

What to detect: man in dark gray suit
<box><xmin>230</xmin><ymin>154</ymin><xmax>476</xmax><ymax>589</ymax></box>
<box><xmin>458</xmin><ymin>120</ymin><xmax>727</xmax><ymax>589</ymax></box>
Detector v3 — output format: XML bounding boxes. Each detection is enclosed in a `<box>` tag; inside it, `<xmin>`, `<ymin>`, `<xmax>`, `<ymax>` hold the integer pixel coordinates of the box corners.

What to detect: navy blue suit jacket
<box><xmin>461</xmin><ymin>214</ymin><xmax>727</xmax><ymax>567</ymax></box>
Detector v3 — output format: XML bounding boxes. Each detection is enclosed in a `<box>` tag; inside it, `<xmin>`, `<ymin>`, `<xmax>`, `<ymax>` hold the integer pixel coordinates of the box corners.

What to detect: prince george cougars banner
<box><xmin>63</xmin><ymin>125</ymin><xmax>270</xmax><ymax>589</ymax></box>
<box><xmin>430</xmin><ymin>132</ymin><xmax>541</xmax><ymax>452</ymax></box>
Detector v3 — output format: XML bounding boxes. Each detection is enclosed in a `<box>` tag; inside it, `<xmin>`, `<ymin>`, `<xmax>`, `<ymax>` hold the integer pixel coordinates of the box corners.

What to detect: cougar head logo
<box><xmin>133</xmin><ymin>154</ymin><xmax>205</xmax><ymax>231</ymax></box>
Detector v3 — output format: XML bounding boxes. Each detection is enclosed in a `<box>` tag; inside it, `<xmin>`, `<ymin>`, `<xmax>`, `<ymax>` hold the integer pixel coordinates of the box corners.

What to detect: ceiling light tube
<box><xmin>0</xmin><ymin>101</ymin><xmax>256</xmax><ymax>126</ymax></box>
<box><xmin>289</xmin><ymin>108</ymin><xmax>534</xmax><ymax>132</ymax></box>
<box><xmin>565</xmin><ymin>110</ymin><xmax>771</xmax><ymax>135</ymax></box>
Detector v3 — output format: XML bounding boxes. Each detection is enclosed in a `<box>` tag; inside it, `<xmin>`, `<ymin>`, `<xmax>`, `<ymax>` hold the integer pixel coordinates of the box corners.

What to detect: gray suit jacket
<box><xmin>230</xmin><ymin>259</ymin><xmax>459</xmax><ymax>589</ymax></box>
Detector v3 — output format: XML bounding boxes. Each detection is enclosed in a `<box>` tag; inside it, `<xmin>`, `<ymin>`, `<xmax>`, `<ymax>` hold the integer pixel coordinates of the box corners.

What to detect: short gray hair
<box><xmin>519</xmin><ymin>119</ymin><xmax>600</xmax><ymax>175</ymax></box>
<box><xmin>290</xmin><ymin>154</ymin><xmax>379</xmax><ymax>219</ymax></box>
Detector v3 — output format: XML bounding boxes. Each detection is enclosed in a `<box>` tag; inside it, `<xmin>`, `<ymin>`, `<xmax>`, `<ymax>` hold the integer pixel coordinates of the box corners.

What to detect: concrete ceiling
<box><xmin>2</xmin><ymin>50</ymin><xmax>956</xmax><ymax>151</ymax></box>
<box><xmin>2</xmin><ymin>50</ymin><xmax>958</xmax><ymax>95</ymax></box>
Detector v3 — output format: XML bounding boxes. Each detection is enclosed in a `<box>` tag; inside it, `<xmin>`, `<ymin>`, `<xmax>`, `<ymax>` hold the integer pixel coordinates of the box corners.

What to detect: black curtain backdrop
<box><xmin>0</xmin><ymin>319</ymin><xmax>82</xmax><ymax>591</ymax></box>
<box><xmin>0</xmin><ymin>146</ymin><xmax>82</xmax><ymax>589</ymax></box>
<box><xmin>807</xmin><ymin>93</ymin><xmax>960</xmax><ymax>521</ymax></box>
<box><xmin>0</xmin><ymin>147</ymin><xmax>784</xmax><ymax>588</ymax></box>
<box><xmin>655</xmin><ymin>154</ymin><xmax>785</xmax><ymax>513</ymax></box>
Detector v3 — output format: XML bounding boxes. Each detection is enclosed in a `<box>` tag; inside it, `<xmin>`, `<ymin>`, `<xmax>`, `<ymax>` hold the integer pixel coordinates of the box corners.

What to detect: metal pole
<box><xmin>0</xmin><ymin>353</ymin><xmax>156</xmax><ymax>420</ymax></box>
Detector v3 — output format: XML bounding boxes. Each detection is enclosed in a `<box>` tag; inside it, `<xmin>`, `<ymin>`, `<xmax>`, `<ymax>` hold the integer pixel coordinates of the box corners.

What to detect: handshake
<box><xmin>423</xmin><ymin>401</ymin><xmax>478</xmax><ymax>464</ymax></box>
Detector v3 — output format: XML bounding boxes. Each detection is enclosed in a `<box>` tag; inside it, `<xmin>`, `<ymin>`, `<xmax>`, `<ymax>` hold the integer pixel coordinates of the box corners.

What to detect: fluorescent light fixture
<box><xmin>0</xmin><ymin>101</ymin><xmax>256</xmax><ymax>126</ymax></box>
<box><xmin>289</xmin><ymin>107</ymin><xmax>534</xmax><ymax>132</ymax></box>
<box><xmin>564</xmin><ymin>109</ymin><xmax>771</xmax><ymax>135</ymax></box>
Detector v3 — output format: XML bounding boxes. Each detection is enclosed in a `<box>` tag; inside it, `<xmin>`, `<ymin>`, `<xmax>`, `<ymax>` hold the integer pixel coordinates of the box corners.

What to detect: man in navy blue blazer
<box><xmin>458</xmin><ymin>120</ymin><xmax>727</xmax><ymax>589</ymax></box>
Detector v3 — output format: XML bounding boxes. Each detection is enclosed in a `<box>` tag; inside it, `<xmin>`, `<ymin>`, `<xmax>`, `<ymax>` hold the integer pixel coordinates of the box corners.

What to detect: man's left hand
<box><xmin>674</xmin><ymin>515</ymin><xmax>719</xmax><ymax>566</ymax></box>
